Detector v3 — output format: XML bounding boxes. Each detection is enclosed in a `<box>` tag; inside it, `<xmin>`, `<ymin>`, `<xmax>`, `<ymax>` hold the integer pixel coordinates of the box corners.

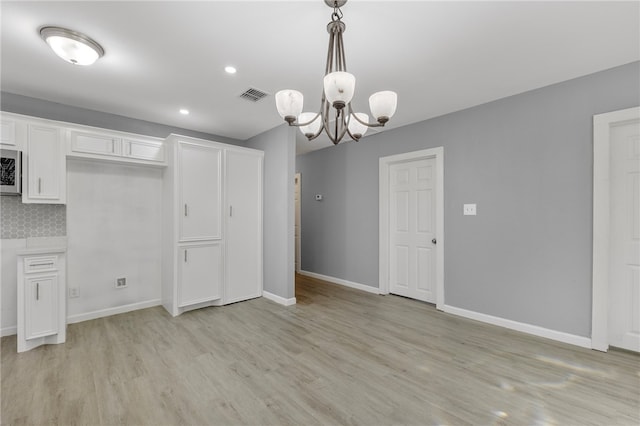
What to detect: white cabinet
<box><xmin>162</xmin><ymin>134</ymin><xmax>263</xmax><ymax>316</ymax></box>
<box><xmin>1</xmin><ymin>118</ymin><xmax>16</xmax><ymax>146</ymax></box>
<box><xmin>123</xmin><ymin>138</ymin><xmax>165</xmax><ymax>162</ymax></box>
<box><xmin>179</xmin><ymin>142</ymin><xmax>222</xmax><ymax>241</ymax></box>
<box><xmin>178</xmin><ymin>243</ymin><xmax>222</xmax><ymax>307</ymax></box>
<box><xmin>68</xmin><ymin>129</ymin><xmax>166</xmax><ymax>166</ymax></box>
<box><xmin>225</xmin><ymin>149</ymin><xmax>263</xmax><ymax>304</ymax></box>
<box><xmin>25</xmin><ymin>275</ymin><xmax>58</xmax><ymax>339</ymax></box>
<box><xmin>70</xmin><ymin>130</ymin><xmax>119</xmax><ymax>156</ymax></box>
<box><xmin>17</xmin><ymin>249</ymin><xmax>66</xmax><ymax>353</ymax></box>
<box><xmin>23</xmin><ymin>124</ymin><xmax>66</xmax><ymax>204</ymax></box>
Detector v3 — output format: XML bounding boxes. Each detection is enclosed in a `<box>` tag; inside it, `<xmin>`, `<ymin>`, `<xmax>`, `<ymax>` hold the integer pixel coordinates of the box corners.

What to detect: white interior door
<box><xmin>295</xmin><ymin>173</ymin><xmax>301</xmax><ymax>273</ymax></box>
<box><xmin>608</xmin><ymin>119</ymin><xmax>640</xmax><ymax>352</ymax></box>
<box><xmin>389</xmin><ymin>158</ymin><xmax>436</xmax><ymax>303</ymax></box>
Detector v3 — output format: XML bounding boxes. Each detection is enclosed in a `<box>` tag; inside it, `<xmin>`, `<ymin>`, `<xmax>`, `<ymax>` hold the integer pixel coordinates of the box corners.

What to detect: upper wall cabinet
<box><xmin>68</xmin><ymin>129</ymin><xmax>166</xmax><ymax>166</ymax></box>
<box><xmin>1</xmin><ymin>118</ymin><xmax>16</xmax><ymax>146</ymax></box>
<box><xmin>23</xmin><ymin>124</ymin><xmax>66</xmax><ymax>204</ymax></box>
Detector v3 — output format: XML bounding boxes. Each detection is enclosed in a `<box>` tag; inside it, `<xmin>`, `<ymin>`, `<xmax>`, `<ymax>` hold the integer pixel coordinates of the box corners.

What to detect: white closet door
<box><xmin>178</xmin><ymin>143</ymin><xmax>222</xmax><ymax>242</ymax></box>
<box><xmin>225</xmin><ymin>150</ymin><xmax>263</xmax><ymax>304</ymax></box>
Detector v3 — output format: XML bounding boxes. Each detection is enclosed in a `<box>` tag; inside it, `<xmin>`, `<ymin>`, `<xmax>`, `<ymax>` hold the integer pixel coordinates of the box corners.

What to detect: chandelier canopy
<box><xmin>275</xmin><ymin>0</ymin><xmax>397</xmax><ymax>145</ymax></box>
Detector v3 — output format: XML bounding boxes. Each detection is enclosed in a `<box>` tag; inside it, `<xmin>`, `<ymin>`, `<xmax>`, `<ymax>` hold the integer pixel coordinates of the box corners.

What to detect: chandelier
<box><xmin>275</xmin><ymin>0</ymin><xmax>397</xmax><ymax>145</ymax></box>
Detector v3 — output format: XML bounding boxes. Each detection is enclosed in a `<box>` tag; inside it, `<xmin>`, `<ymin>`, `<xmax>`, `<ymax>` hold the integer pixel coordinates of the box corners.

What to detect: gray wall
<box><xmin>247</xmin><ymin>125</ymin><xmax>296</xmax><ymax>300</ymax></box>
<box><xmin>296</xmin><ymin>61</ymin><xmax>640</xmax><ymax>338</ymax></box>
<box><xmin>1</xmin><ymin>92</ymin><xmax>240</xmax><ymax>144</ymax></box>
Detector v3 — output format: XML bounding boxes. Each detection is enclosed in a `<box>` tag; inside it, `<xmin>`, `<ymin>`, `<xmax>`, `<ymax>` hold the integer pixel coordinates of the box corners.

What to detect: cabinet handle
<box><xmin>36</xmin><ymin>282</ymin><xmax>40</xmax><ymax>301</ymax></box>
<box><xmin>184</xmin><ymin>250</ymin><xmax>188</xmax><ymax>262</ymax></box>
<box><xmin>30</xmin><ymin>262</ymin><xmax>54</xmax><ymax>267</ymax></box>
<box><xmin>229</xmin><ymin>205</ymin><xmax>233</xmax><ymax>217</ymax></box>
<box><xmin>184</xmin><ymin>204</ymin><xmax>188</xmax><ymax>217</ymax></box>
<box><xmin>38</xmin><ymin>178</ymin><xmax>42</xmax><ymax>194</ymax></box>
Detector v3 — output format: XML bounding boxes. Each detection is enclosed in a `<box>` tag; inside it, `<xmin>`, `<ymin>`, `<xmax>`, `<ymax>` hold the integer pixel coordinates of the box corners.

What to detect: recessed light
<box><xmin>179</xmin><ymin>109</ymin><xmax>189</xmax><ymax>115</ymax></box>
<box><xmin>225</xmin><ymin>66</ymin><xmax>237</xmax><ymax>74</ymax></box>
<box><xmin>39</xmin><ymin>26</ymin><xmax>104</xmax><ymax>66</ymax></box>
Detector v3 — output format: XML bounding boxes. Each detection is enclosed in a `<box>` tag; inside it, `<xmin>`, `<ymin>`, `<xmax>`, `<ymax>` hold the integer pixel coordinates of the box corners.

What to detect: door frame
<box><xmin>295</xmin><ymin>172</ymin><xmax>301</xmax><ymax>274</ymax></box>
<box><xmin>379</xmin><ymin>147</ymin><xmax>444</xmax><ymax>310</ymax></box>
<box><xmin>592</xmin><ymin>106</ymin><xmax>640</xmax><ymax>352</ymax></box>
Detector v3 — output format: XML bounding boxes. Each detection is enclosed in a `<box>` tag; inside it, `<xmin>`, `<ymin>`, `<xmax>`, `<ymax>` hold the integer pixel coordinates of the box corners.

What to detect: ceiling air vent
<box><xmin>239</xmin><ymin>88</ymin><xmax>269</xmax><ymax>102</ymax></box>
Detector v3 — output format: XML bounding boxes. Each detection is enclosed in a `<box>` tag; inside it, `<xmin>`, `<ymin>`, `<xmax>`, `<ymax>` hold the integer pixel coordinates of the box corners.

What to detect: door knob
<box><xmin>432</xmin><ymin>238</ymin><xmax>437</xmax><ymax>244</ymax></box>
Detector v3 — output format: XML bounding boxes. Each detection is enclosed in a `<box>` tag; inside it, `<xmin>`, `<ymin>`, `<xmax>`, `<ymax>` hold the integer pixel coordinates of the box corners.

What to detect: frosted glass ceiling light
<box><xmin>39</xmin><ymin>26</ymin><xmax>104</xmax><ymax>66</ymax></box>
<box><xmin>275</xmin><ymin>0</ymin><xmax>397</xmax><ymax>145</ymax></box>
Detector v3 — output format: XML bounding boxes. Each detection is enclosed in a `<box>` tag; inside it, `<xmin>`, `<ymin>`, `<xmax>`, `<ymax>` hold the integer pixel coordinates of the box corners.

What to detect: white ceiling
<box><xmin>1</xmin><ymin>1</ymin><xmax>639</xmax><ymax>155</ymax></box>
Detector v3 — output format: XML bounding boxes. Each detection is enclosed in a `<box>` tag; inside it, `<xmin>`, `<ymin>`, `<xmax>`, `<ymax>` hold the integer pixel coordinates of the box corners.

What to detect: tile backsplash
<box><xmin>0</xmin><ymin>196</ymin><xmax>66</xmax><ymax>239</ymax></box>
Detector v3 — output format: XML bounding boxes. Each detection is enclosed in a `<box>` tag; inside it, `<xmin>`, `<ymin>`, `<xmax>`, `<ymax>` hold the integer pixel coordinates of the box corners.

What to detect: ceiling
<box><xmin>1</xmin><ymin>1</ymin><xmax>639</xmax><ymax>155</ymax></box>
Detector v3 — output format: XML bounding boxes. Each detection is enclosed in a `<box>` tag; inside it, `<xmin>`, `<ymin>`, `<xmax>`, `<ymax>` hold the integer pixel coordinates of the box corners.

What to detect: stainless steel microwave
<box><xmin>0</xmin><ymin>149</ymin><xmax>22</xmax><ymax>195</ymax></box>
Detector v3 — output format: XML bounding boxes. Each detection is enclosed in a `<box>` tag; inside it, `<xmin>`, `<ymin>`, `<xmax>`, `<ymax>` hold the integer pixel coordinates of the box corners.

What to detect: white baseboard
<box><xmin>299</xmin><ymin>270</ymin><xmax>381</xmax><ymax>295</ymax></box>
<box><xmin>67</xmin><ymin>299</ymin><xmax>162</xmax><ymax>324</ymax></box>
<box><xmin>443</xmin><ymin>304</ymin><xmax>592</xmax><ymax>349</ymax></box>
<box><xmin>1</xmin><ymin>326</ymin><xmax>17</xmax><ymax>337</ymax></box>
<box><xmin>262</xmin><ymin>291</ymin><xmax>296</xmax><ymax>306</ymax></box>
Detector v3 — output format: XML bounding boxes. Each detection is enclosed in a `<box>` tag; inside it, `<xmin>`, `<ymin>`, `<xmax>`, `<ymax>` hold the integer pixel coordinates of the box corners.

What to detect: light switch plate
<box><xmin>463</xmin><ymin>204</ymin><xmax>477</xmax><ymax>216</ymax></box>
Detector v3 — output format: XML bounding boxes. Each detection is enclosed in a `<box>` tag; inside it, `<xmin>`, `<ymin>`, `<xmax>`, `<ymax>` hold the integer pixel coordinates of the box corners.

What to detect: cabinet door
<box><xmin>123</xmin><ymin>138</ymin><xmax>165</xmax><ymax>163</ymax></box>
<box><xmin>225</xmin><ymin>150</ymin><xmax>263</xmax><ymax>303</ymax></box>
<box><xmin>1</xmin><ymin>119</ymin><xmax>16</xmax><ymax>146</ymax></box>
<box><xmin>179</xmin><ymin>143</ymin><xmax>222</xmax><ymax>241</ymax></box>
<box><xmin>25</xmin><ymin>275</ymin><xmax>58</xmax><ymax>340</ymax></box>
<box><xmin>24</xmin><ymin>124</ymin><xmax>66</xmax><ymax>204</ymax></box>
<box><xmin>178</xmin><ymin>244</ymin><xmax>222</xmax><ymax>307</ymax></box>
<box><xmin>69</xmin><ymin>130</ymin><xmax>120</xmax><ymax>156</ymax></box>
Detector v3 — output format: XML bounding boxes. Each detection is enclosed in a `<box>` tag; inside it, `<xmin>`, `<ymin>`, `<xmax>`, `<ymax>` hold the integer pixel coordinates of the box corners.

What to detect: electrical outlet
<box><xmin>116</xmin><ymin>277</ymin><xmax>127</xmax><ymax>288</ymax></box>
<box><xmin>68</xmin><ymin>287</ymin><xmax>80</xmax><ymax>298</ymax></box>
<box><xmin>463</xmin><ymin>203</ymin><xmax>477</xmax><ymax>216</ymax></box>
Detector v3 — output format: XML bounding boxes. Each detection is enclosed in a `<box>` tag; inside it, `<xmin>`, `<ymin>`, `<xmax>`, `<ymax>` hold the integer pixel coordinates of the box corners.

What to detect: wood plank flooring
<box><xmin>2</xmin><ymin>274</ymin><xmax>639</xmax><ymax>425</ymax></box>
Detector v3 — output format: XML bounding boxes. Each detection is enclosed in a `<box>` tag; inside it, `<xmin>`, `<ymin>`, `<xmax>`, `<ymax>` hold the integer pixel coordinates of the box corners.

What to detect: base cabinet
<box><xmin>17</xmin><ymin>249</ymin><xmax>66</xmax><ymax>353</ymax></box>
<box><xmin>25</xmin><ymin>275</ymin><xmax>59</xmax><ymax>339</ymax></box>
<box><xmin>178</xmin><ymin>244</ymin><xmax>222</xmax><ymax>307</ymax></box>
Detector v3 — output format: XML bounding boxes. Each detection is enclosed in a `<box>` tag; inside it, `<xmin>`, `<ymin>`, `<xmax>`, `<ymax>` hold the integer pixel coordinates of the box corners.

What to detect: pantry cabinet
<box><xmin>17</xmin><ymin>248</ymin><xmax>66</xmax><ymax>353</ymax></box>
<box><xmin>23</xmin><ymin>124</ymin><xmax>66</xmax><ymax>204</ymax></box>
<box><xmin>162</xmin><ymin>134</ymin><xmax>263</xmax><ymax>316</ymax></box>
<box><xmin>225</xmin><ymin>149</ymin><xmax>263</xmax><ymax>304</ymax></box>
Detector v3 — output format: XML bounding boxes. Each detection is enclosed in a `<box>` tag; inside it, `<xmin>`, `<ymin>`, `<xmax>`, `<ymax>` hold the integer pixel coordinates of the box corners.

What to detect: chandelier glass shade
<box><xmin>275</xmin><ymin>0</ymin><xmax>397</xmax><ymax>145</ymax></box>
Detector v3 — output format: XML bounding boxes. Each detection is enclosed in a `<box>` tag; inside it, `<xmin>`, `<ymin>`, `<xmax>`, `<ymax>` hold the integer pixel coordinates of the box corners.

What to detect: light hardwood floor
<box><xmin>2</xmin><ymin>274</ymin><xmax>639</xmax><ymax>425</ymax></box>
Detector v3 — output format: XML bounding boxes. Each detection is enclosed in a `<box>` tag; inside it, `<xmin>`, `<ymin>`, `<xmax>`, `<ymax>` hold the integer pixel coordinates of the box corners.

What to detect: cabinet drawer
<box><xmin>24</xmin><ymin>255</ymin><xmax>58</xmax><ymax>273</ymax></box>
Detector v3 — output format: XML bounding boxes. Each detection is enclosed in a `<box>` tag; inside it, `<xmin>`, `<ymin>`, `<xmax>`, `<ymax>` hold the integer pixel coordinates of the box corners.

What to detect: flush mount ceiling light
<box><xmin>275</xmin><ymin>0</ymin><xmax>397</xmax><ymax>145</ymax></box>
<box><xmin>39</xmin><ymin>26</ymin><xmax>104</xmax><ymax>66</ymax></box>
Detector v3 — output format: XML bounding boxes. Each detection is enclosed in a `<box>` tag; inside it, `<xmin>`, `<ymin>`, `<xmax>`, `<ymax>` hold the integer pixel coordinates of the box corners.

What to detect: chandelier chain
<box><xmin>331</xmin><ymin>4</ymin><xmax>343</xmax><ymax>21</ymax></box>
